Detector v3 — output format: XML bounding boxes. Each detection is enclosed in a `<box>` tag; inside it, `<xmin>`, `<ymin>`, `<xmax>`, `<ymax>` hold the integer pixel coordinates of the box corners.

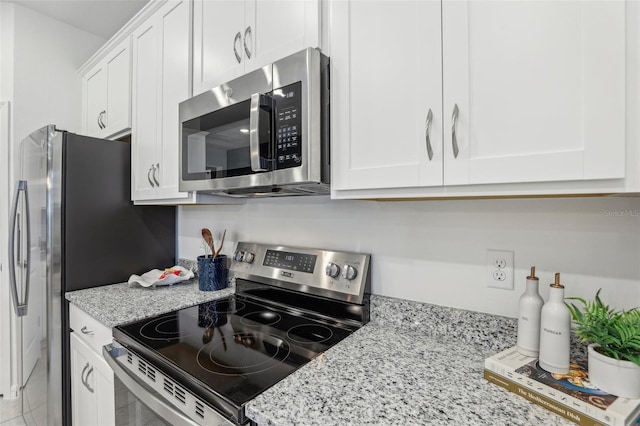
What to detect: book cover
<box><xmin>515</xmin><ymin>358</ymin><xmax>617</xmax><ymax>411</ymax></box>
<box><xmin>485</xmin><ymin>346</ymin><xmax>640</xmax><ymax>426</ymax></box>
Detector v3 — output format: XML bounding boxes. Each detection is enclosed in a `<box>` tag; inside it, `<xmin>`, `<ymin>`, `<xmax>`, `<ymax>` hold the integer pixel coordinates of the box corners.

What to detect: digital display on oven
<box><xmin>263</xmin><ymin>250</ymin><xmax>316</xmax><ymax>273</ymax></box>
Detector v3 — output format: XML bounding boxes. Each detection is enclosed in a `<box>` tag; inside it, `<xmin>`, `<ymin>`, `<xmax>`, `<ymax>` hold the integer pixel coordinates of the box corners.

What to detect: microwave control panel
<box><xmin>273</xmin><ymin>82</ymin><xmax>302</xmax><ymax>169</ymax></box>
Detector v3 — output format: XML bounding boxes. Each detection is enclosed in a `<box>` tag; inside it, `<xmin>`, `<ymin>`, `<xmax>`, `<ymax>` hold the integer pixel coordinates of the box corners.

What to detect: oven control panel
<box><xmin>231</xmin><ymin>242</ymin><xmax>371</xmax><ymax>304</ymax></box>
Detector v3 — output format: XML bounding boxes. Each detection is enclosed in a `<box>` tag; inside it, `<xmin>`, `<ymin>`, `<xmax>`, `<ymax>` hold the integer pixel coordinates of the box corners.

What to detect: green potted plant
<box><xmin>566</xmin><ymin>289</ymin><xmax>640</xmax><ymax>399</ymax></box>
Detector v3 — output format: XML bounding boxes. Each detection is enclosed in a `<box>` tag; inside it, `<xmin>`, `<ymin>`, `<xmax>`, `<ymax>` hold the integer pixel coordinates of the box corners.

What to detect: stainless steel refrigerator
<box><xmin>8</xmin><ymin>125</ymin><xmax>176</xmax><ymax>425</ymax></box>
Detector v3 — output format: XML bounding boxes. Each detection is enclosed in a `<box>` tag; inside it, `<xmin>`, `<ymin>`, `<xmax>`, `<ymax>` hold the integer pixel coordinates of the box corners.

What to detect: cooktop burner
<box><xmin>114</xmin><ymin>295</ymin><xmax>355</xmax><ymax>406</ymax></box>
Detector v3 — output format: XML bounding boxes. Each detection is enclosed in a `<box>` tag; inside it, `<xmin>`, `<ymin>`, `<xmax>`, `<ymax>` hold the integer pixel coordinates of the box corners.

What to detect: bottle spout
<box><xmin>550</xmin><ymin>272</ymin><xmax>564</xmax><ymax>289</ymax></box>
<box><xmin>527</xmin><ymin>266</ymin><xmax>538</xmax><ymax>280</ymax></box>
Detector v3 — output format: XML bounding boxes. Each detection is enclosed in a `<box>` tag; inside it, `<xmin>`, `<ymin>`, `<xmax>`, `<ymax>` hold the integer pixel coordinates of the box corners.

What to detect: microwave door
<box><xmin>180</xmin><ymin>64</ymin><xmax>274</xmax><ymax>193</ymax></box>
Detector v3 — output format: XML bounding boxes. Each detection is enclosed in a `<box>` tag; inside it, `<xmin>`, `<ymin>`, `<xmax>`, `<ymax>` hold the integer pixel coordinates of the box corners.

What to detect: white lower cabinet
<box><xmin>69</xmin><ymin>303</ymin><xmax>114</xmax><ymax>426</ymax></box>
<box><xmin>70</xmin><ymin>332</ymin><xmax>115</xmax><ymax>426</ymax></box>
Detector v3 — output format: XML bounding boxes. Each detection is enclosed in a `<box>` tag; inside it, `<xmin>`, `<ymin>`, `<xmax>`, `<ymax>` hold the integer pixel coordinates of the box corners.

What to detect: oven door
<box><xmin>179</xmin><ymin>65</ymin><xmax>275</xmax><ymax>193</ymax></box>
<box><xmin>103</xmin><ymin>343</ymin><xmax>236</xmax><ymax>426</ymax></box>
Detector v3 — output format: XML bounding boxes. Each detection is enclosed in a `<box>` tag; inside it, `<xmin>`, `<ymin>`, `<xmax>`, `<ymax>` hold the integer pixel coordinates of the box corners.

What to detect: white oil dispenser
<box><xmin>516</xmin><ymin>266</ymin><xmax>544</xmax><ymax>357</ymax></box>
<box><xmin>538</xmin><ymin>273</ymin><xmax>571</xmax><ymax>374</ymax></box>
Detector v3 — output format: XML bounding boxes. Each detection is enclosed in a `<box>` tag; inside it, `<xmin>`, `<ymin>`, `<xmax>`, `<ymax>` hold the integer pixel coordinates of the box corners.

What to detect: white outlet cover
<box><xmin>486</xmin><ymin>249</ymin><xmax>514</xmax><ymax>290</ymax></box>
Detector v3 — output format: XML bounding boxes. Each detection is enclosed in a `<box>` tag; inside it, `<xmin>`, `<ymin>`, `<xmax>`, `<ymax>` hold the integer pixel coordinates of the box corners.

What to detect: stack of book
<box><xmin>484</xmin><ymin>347</ymin><xmax>640</xmax><ymax>426</ymax></box>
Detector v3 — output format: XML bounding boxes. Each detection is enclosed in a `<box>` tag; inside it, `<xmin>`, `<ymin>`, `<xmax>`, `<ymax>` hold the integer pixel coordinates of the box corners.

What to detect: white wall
<box><xmin>178</xmin><ymin>196</ymin><xmax>640</xmax><ymax>317</ymax></box>
<box><xmin>7</xmin><ymin>3</ymin><xmax>105</xmax><ymax>145</ymax></box>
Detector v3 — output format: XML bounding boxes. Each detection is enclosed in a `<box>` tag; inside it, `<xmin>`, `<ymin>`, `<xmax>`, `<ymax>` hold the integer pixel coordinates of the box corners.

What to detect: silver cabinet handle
<box><xmin>233</xmin><ymin>32</ymin><xmax>242</xmax><ymax>63</ymax></box>
<box><xmin>80</xmin><ymin>326</ymin><xmax>94</xmax><ymax>335</ymax></box>
<box><xmin>147</xmin><ymin>165</ymin><xmax>155</xmax><ymax>187</ymax></box>
<box><xmin>243</xmin><ymin>26</ymin><xmax>252</xmax><ymax>59</ymax></box>
<box><xmin>103</xmin><ymin>344</ymin><xmax>200</xmax><ymax>426</ymax></box>
<box><xmin>97</xmin><ymin>113</ymin><xmax>102</xmax><ymax>129</ymax></box>
<box><xmin>152</xmin><ymin>163</ymin><xmax>160</xmax><ymax>187</ymax></box>
<box><xmin>98</xmin><ymin>111</ymin><xmax>106</xmax><ymax>129</ymax></box>
<box><xmin>84</xmin><ymin>366</ymin><xmax>94</xmax><ymax>393</ymax></box>
<box><xmin>425</xmin><ymin>108</ymin><xmax>434</xmax><ymax>161</ymax></box>
<box><xmin>451</xmin><ymin>104</ymin><xmax>459</xmax><ymax>158</ymax></box>
<box><xmin>80</xmin><ymin>362</ymin><xmax>90</xmax><ymax>388</ymax></box>
<box><xmin>8</xmin><ymin>180</ymin><xmax>30</xmax><ymax>317</ymax></box>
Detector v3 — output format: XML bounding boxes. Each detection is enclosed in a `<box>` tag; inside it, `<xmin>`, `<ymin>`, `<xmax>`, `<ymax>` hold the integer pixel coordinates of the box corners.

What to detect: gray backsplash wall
<box><xmin>177</xmin><ymin>196</ymin><xmax>640</xmax><ymax>317</ymax></box>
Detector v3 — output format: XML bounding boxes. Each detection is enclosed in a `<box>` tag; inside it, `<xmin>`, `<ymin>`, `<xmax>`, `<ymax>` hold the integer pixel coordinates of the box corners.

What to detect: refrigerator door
<box><xmin>8</xmin><ymin>125</ymin><xmax>51</xmax><ymax>424</ymax></box>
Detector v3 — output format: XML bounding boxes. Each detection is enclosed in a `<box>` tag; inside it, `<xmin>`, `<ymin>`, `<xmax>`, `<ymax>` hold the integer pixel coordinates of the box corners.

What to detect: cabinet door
<box><xmin>70</xmin><ymin>333</ymin><xmax>114</xmax><ymax>426</ymax></box>
<box><xmin>70</xmin><ymin>333</ymin><xmax>97</xmax><ymax>426</ymax></box>
<box><xmin>192</xmin><ymin>0</ymin><xmax>245</xmax><ymax>95</ymax></box>
<box><xmin>442</xmin><ymin>0</ymin><xmax>625</xmax><ymax>185</ymax></box>
<box><xmin>131</xmin><ymin>18</ymin><xmax>160</xmax><ymax>201</ymax></box>
<box><xmin>84</xmin><ymin>66</ymin><xmax>107</xmax><ymax>138</ymax></box>
<box><xmin>331</xmin><ymin>0</ymin><xmax>443</xmax><ymax>190</ymax></box>
<box><xmin>93</xmin><ymin>351</ymin><xmax>115</xmax><ymax>425</ymax></box>
<box><xmin>245</xmin><ymin>0</ymin><xmax>320</xmax><ymax>73</ymax></box>
<box><xmin>104</xmin><ymin>38</ymin><xmax>132</xmax><ymax>137</ymax></box>
<box><xmin>156</xmin><ymin>0</ymin><xmax>191</xmax><ymax>199</ymax></box>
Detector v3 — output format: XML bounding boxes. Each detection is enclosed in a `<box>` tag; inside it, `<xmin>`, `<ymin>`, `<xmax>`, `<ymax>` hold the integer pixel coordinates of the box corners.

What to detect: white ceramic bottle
<box><xmin>516</xmin><ymin>266</ymin><xmax>544</xmax><ymax>357</ymax></box>
<box><xmin>538</xmin><ymin>273</ymin><xmax>571</xmax><ymax>374</ymax></box>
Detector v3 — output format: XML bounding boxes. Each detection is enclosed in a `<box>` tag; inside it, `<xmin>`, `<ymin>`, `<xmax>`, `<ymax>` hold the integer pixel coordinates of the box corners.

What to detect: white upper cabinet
<box><xmin>330</xmin><ymin>0</ymin><xmax>628</xmax><ymax>198</ymax></box>
<box><xmin>132</xmin><ymin>0</ymin><xmax>191</xmax><ymax>202</ymax></box>
<box><xmin>441</xmin><ymin>0</ymin><xmax>625</xmax><ymax>186</ymax></box>
<box><xmin>81</xmin><ymin>38</ymin><xmax>132</xmax><ymax>139</ymax></box>
<box><xmin>331</xmin><ymin>0</ymin><xmax>443</xmax><ymax>191</ymax></box>
<box><xmin>193</xmin><ymin>0</ymin><xmax>320</xmax><ymax>96</ymax></box>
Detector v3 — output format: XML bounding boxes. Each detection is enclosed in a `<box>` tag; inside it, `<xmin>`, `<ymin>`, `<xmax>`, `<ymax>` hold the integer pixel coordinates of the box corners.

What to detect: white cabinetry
<box><xmin>330</xmin><ymin>0</ymin><xmax>627</xmax><ymax>198</ymax></box>
<box><xmin>192</xmin><ymin>0</ymin><xmax>320</xmax><ymax>95</ymax></box>
<box><xmin>69</xmin><ymin>304</ymin><xmax>114</xmax><ymax>426</ymax></box>
<box><xmin>131</xmin><ymin>0</ymin><xmax>191</xmax><ymax>201</ymax></box>
<box><xmin>81</xmin><ymin>38</ymin><xmax>132</xmax><ymax>139</ymax></box>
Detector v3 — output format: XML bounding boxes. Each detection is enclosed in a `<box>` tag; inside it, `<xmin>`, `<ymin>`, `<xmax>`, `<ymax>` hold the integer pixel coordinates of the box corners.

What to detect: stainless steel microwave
<box><xmin>179</xmin><ymin>48</ymin><xmax>330</xmax><ymax>197</ymax></box>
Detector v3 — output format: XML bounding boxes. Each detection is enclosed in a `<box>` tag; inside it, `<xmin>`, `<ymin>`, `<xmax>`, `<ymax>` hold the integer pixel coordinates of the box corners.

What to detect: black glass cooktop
<box><xmin>114</xmin><ymin>296</ymin><xmax>356</xmax><ymax>408</ymax></box>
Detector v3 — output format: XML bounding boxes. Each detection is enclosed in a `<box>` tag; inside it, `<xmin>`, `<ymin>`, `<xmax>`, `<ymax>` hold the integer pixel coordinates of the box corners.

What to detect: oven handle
<box><xmin>103</xmin><ymin>344</ymin><xmax>200</xmax><ymax>426</ymax></box>
<box><xmin>249</xmin><ymin>92</ymin><xmax>274</xmax><ymax>172</ymax></box>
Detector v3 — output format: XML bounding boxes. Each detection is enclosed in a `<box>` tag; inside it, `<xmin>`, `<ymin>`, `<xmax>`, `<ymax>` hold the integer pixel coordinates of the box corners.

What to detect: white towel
<box><xmin>128</xmin><ymin>265</ymin><xmax>195</xmax><ymax>288</ymax></box>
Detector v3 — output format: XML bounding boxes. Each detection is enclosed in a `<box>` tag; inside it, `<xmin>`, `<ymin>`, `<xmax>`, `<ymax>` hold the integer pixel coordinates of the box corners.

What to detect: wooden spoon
<box><xmin>201</xmin><ymin>228</ymin><xmax>214</xmax><ymax>258</ymax></box>
<box><xmin>214</xmin><ymin>229</ymin><xmax>226</xmax><ymax>258</ymax></box>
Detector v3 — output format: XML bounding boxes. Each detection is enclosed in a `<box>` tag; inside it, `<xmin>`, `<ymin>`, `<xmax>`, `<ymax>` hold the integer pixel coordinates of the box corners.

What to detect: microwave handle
<box><xmin>249</xmin><ymin>92</ymin><xmax>272</xmax><ymax>172</ymax></box>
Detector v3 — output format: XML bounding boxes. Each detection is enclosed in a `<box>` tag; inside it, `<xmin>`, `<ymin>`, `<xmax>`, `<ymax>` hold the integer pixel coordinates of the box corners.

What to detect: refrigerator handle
<box><xmin>8</xmin><ymin>180</ymin><xmax>30</xmax><ymax>317</ymax></box>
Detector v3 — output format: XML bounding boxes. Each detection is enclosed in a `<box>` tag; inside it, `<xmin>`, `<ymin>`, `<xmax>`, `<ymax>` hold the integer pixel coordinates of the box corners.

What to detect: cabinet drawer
<box><xmin>69</xmin><ymin>303</ymin><xmax>112</xmax><ymax>354</ymax></box>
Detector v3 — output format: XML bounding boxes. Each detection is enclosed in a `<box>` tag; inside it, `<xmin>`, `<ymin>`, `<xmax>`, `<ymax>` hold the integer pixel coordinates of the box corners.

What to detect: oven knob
<box><xmin>325</xmin><ymin>262</ymin><xmax>340</xmax><ymax>278</ymax></box>
<box><xmin>342</xmin><ymin>265</ymin><xmax>358</xmax><ymax>281</ymax></box>
<box><xmin>242</xmin><ymin>252</ymin><xmax>255</xmax><ymax>263</ymax></box>
<box><xmin>233</xmin><ymin>250</ymin><xmax>245</xmax><ymax>262</ymax></box>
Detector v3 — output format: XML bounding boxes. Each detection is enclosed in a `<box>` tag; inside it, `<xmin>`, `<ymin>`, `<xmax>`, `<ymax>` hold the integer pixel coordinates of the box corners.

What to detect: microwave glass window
<box><xmin>182</xmin><ymin>100</ymin><xmax>271</xmax><ymax>181</ymax></box>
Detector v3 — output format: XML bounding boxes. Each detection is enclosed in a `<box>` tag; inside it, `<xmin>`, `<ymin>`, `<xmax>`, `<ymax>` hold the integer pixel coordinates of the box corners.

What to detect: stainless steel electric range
<box><xmin>103</xmin><ymin>242</ymin><xmax>371</xmax><ymax>425</ymax></box>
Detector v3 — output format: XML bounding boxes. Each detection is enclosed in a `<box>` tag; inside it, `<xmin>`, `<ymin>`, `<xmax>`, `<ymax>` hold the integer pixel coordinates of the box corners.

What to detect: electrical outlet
<box><xmin>486</xmin><ymin>249</ymin><xmax>514</xmax><ymax>290</ymax></box>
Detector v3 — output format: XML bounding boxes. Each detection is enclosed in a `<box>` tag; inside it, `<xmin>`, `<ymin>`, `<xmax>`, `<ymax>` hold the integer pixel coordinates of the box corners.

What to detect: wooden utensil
<box><xmin>214</xmin><ymin>229</ymin><xmax>226</xmax><ymax>258</ymax></box>
<box><xmin>201</xmin><ymin>228</ymin><xmax>214</xmax><ymax>258</ymax></box>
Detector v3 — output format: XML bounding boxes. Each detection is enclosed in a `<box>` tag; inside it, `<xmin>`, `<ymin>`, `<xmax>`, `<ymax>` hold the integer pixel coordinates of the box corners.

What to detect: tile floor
<box><xmin>0</xmin><ymin>348</ymin><xmax>47</xmax><ymax>426</ymax></box>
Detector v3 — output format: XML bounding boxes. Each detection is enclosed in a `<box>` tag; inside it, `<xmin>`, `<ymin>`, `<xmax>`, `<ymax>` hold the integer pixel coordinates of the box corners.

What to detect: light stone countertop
<box><xmin>245</xmin><ymin>296</ymin><xmax>575</xmax><ymax>426</ymax></box>
<box><xmin>65</xmin><ymin>266</ymin><xmax>574</xmax><ymax>426</ymax></box>
<box><xmin>64</xmin><ymin>259</ymin><xmax>234</xmax><ymax>327</ymax></box>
